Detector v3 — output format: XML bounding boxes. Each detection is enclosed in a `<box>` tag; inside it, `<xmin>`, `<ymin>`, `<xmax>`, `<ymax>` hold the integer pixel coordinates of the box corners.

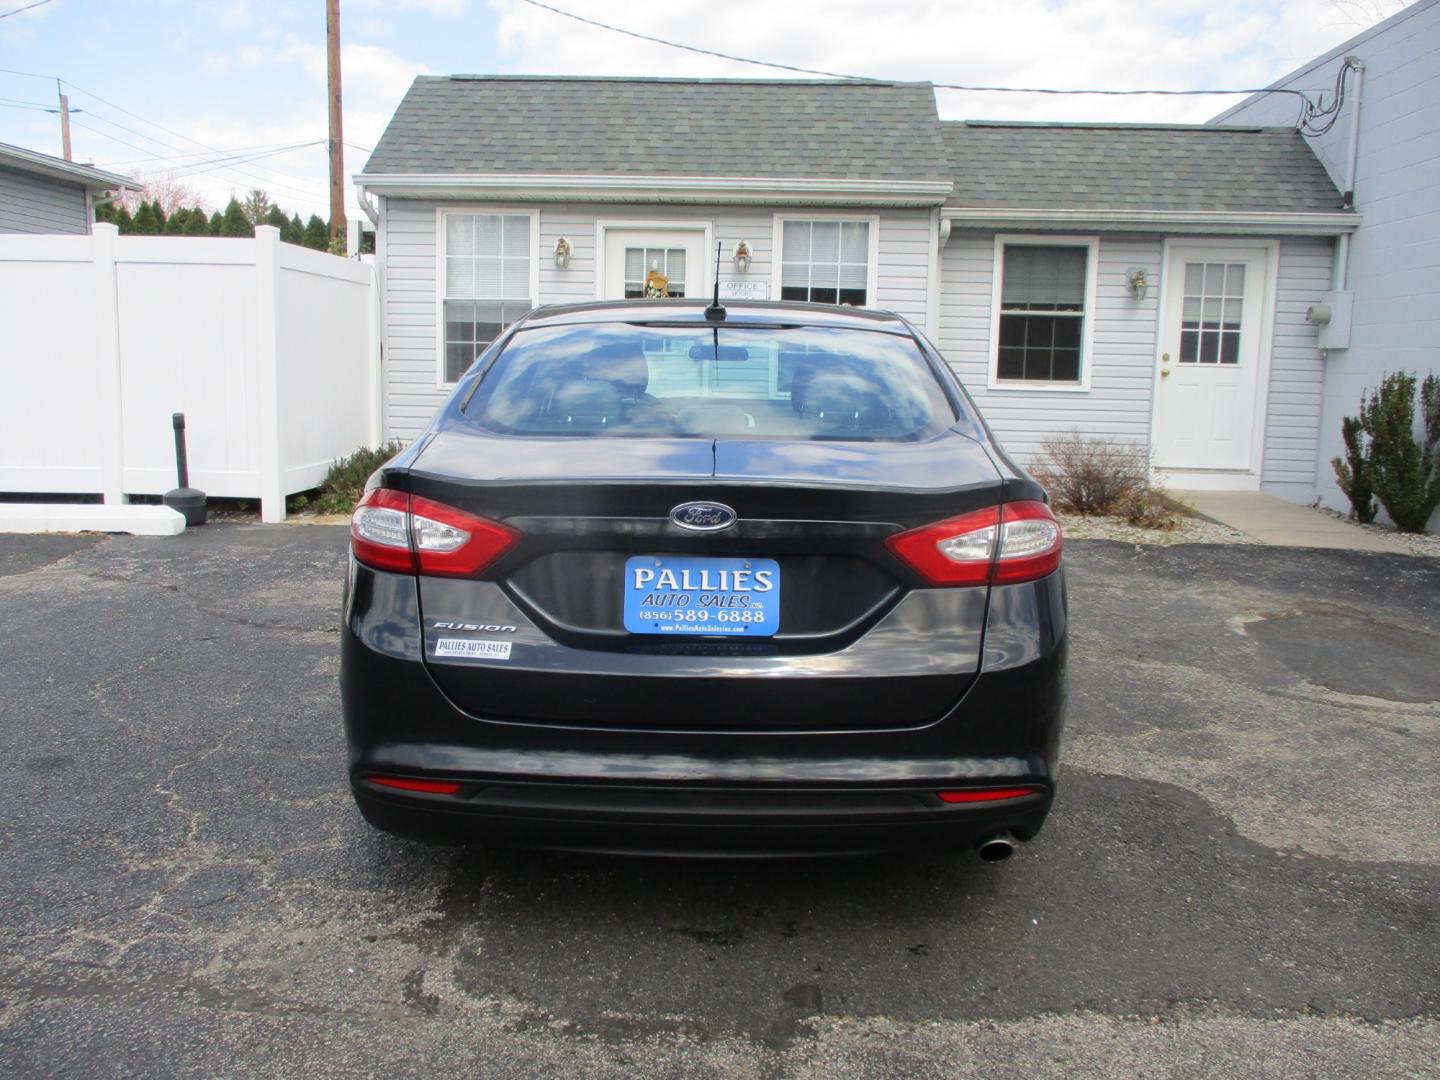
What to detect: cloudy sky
<box><xmin>0</xmin><ymin>0</ymin><xmax>1409</xmax><ymax>219</ymax></box>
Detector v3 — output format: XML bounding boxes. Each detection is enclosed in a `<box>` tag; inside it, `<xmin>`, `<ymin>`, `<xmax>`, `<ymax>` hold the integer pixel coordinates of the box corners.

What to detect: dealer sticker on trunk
<box><xmin>623</xmin><ymin>556</ymin><xmax>780</xmax><ymax>637</ymax></box>
<box><xmin>434</xmin><ymin>638</ymin><xmax>512</xmax><ymax>660</ymax></box>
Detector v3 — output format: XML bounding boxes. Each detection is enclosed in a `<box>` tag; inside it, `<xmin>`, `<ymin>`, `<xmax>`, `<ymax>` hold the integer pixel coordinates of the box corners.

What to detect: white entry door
<box><xmin>1153</xmin><ymin>244</ymin><xmax>1272</xmax><ymax>478</ymax></box>
<box><xmin>601</xmin><ymin>228</ymin><xmax>708</xmax><ymax>301</ymax></box>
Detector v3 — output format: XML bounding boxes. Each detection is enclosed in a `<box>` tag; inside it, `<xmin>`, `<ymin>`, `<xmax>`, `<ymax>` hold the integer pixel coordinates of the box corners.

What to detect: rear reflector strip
<box><xmin>937</xmin><ymin>787</ymin><xmax>1041</xmax><ymax>804</ymax></box>
<box><xmin>367</xmin><ymin>775</ymin><xmax>463</xmax><ymax>795</ymax></box>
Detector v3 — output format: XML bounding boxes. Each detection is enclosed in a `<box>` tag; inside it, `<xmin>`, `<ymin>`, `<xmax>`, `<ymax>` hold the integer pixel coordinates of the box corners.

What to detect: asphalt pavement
<box><xmin>0</xmin><ymin>524</ymin><xmax>1435</xmax><ymax>1078</ymax></box>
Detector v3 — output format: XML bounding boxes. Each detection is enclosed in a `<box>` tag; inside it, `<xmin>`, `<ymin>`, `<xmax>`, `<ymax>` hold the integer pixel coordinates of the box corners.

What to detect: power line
<box><xmin>97</xmin><ymin>139</ymin><xmax>327</xmax><ymax>168</ymax></box>
<box><xmin>0</xmin><ymin>0</ymin><xmax>54</xmax><ymax>20</ymax></box>
<box><xmin>0</xmin><ymin>64</ymin><xmax>332</xmax><ymax>195</ymax></box>
<box><xmin>516</xmin><ymin>0</ymin><xmax>1316</xmax><ymax>108</ymax></box>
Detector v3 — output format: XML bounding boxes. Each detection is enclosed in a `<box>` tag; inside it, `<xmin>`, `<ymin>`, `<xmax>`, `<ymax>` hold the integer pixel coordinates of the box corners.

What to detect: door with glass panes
<box><xmin>601</xmin><ymin>229</ymin><xmax>707</xmax><ymax>301</ymax></box>
<box><xmin>1153</xmin><ymin>244</ymin><xmax>1270</xmax><ymax>475</ymax></box>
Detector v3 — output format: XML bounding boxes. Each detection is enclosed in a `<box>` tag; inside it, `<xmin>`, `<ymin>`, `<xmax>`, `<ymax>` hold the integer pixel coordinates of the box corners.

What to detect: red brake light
<box><xmin>350</xmin><ymin>488</ymin><xmax>520</xmax><ymax>578</ymax></box>
<box><xmin>886</xmin><ymin>500</ymin><xmax>1061</xmax><ymax>587</ymax></box>
<box><xmin>367</xmin><ymin>775</ymin><xmax>463</xmax><ymax>795</ymax></box>
<box><xmin>937</xmin><ymin>786</ymin><xmax>1041</xmax><ymax>803</ymax></box>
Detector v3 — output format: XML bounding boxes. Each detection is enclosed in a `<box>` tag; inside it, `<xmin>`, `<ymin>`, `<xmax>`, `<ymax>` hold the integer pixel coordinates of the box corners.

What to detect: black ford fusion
<box><xmin>341</xmin><ymin>300</ymin><xmax>1066</xmax><ymax>860</ymax></box>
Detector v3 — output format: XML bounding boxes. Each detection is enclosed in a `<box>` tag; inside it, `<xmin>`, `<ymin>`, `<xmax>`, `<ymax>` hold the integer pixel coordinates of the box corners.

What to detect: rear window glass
<box><xmin>463</xmin><ymin>323</ymin><xmax>958</xmax><ymax>441</ymax></box>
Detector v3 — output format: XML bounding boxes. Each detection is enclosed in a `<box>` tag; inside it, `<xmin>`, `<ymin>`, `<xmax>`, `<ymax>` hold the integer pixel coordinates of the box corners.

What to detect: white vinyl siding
<box><xmin>939</xmin><ymin>231</ymin><xmax>1161</xmax><ymax>462</ymax></box>
<box><xmin>1262</xmin><ymin>237</ymin><xmax>1331</xmax><ymax>488</ymax></box>
<box><xmin>379</xmin><ymin>202</ymin><xmax>934</xmax><ymax>441</ymax></box>
<box><xmin>0</xmin><ymin>165</ymin><xmax>89</xmax><ymax>235</ymax></box>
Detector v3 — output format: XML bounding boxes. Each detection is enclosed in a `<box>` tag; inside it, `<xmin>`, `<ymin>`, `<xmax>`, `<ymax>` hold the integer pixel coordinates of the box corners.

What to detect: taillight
<box><xmin>367</xmin><ymin>775</ymin><xmax>463</xmax><ymax>795</ymax></box>
<box><xmin>885</xmin><ymin>500</ymin><xmax>1061</xmax><ymax>587</ymax></box>
<box><xmin>350</xmin><ymin>488</ymin><xmax>520</xmax><ymax>577</ymax></box>
<box><xmin>937</xmin><ymin>786</ymin><xmax>1042</xmax><ymax>803</ymax></box>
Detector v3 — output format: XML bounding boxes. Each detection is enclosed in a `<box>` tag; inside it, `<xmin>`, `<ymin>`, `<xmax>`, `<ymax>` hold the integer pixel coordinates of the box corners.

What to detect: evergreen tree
<box><xmin>220</xmin><ymin>198</ymin><xmax>254</xmax><ymax>238</ymax></box>
<box><xmin>208</xmin><ymin>210</ymin><xmax>223</xmax><ymax>236</ymax></box>
<box><xmin>302</xmin><ymin>214</ymin><xmax>329</xmax><ymax>250</ymax></box>
<box><xmin>113</xmin><ymin>205</ymin><xmax>135</xmax><ymax>234</ymax></box>
<box><xmin>264</xmin><ymin>205</ymin><xmax>289</xmax><ymax>233</ymax></box>
<box><xmin>132</xmin><ymin>201</ymin><xmax>162</xmax><ymax>235</ymax></box>
<box><xmin>183</xmin><ymin>206</ymin><xmax>211</xmax><ymax>236</ymax></box>
<box><xmin>283</xmin><ymin>213</ymin><xmax>304</xmax><ymax>245</ymax></box>
<box><xmin>242</xmin><ymin>188</ymin><xmax>275</xmax><ymax>225</ymax></box>
<box><xmin>164</xmin><ymin>207</ymin><xmax>189</xmax><ymax>235</ymax></box>
<box><xmin>93</xmin><ymin>201</ymin><xmax>118</xmax><ymax>226</ymax></box>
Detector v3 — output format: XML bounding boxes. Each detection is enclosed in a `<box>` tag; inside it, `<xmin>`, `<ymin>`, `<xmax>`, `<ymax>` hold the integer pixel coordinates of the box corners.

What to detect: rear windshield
<box><xmin>462</xmin><ymin>323</ymin><xmax>958</xmax><ymax>441</ymax></box>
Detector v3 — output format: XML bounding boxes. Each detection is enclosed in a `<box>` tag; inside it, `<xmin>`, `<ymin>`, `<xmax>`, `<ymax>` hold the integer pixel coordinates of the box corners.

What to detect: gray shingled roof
<box><xmin>363</xmin><ymin>76</ymin><xmax>950</xmax><ymax>184</ymax></box>
<box><xmin>942</xmin><ymin>121</ymin><xmax>1345</xmax><ymax>213</ymax></box>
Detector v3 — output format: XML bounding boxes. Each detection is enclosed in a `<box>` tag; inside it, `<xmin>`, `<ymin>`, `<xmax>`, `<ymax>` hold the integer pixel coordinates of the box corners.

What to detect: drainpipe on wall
<box><xmin>1333</xmin><ymin>56</ymin><xmax>1365</xmax><ymax>292</ymax></box>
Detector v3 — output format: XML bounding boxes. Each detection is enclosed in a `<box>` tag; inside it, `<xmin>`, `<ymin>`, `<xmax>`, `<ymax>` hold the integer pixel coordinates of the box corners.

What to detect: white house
<box><xmin>1213</xmin><ymin>0</ymin><xmax>1440</xmax><ymax>524</ymax></box>
<box><xmin>356</xmin><ymin>75</ymin><xmax>1362</xmax><ymax>502</ymax></box>
<box><xmin>0</xmin><ymin>142</ymin><xmax>139</xmax><ymax>235</ymax></box>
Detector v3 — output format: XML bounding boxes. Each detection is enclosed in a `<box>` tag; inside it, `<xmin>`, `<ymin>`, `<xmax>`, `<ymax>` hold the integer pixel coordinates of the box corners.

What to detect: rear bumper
<box><xmin>351</xmin><ymin>778</ymin><xmax>1053</xmax><ymax>857</ymax></box>
<box><xmin>341</xmin><ymin>559</ymin><xmax>1066</xmax><ymax>856</ymax></box>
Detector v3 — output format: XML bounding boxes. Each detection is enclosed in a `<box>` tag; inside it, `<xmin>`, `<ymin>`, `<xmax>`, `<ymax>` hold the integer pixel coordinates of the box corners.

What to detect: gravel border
<box><xmin>1312</xmin><ymin>505</ymin><xmax>1440</xmax><ymax>558</ymax></box>
<box><xmin>1057</xmin><ymin>511</ymin><xmax>1259</xmax><ymax>546</ymax></box>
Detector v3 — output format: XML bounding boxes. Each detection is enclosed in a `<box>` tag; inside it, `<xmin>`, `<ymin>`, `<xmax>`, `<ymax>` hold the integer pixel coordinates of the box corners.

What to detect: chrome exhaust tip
<box><xmin>976</xmin><ymin>833</ymin><xmax>1018</xmax><ymax>862</ymax></box>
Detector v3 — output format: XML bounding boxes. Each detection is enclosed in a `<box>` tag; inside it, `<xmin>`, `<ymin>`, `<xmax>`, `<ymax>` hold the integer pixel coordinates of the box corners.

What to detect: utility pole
<box><xmin>57</xmin><ymin>79</ymin><xmax>72</xmax><ymax>161</ymax></box>
<box><xmin>326</xmin><ymin>0</ymin><xmax>346</xmax><ymax>247</ymax></box>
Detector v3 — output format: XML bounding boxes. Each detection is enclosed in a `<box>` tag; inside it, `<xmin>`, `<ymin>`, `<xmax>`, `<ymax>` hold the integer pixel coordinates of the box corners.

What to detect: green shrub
<box><xmin>314</xmin><ymin>442</ymin><xmax>404</xmax><ymax>515</ymax></box>
<box><xmin>1030</xmin><ymin>431</ymin><xmax>1148</xmax><ymax>516</ymax></box>
<box><xmin>1344</xmin><ymin>372</ymin><xmax>1440</xmax><ymax>534</ymax></box>
<box><xmin>1331</xmin><ymin>414</ymin><xmax>1376</xmax><ymax>523</ymax></box>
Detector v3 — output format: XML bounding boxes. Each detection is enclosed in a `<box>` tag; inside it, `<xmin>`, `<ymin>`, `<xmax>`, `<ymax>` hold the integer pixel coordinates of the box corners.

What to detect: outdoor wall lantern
<box><xmin>553</xmin><ymin>236</ymin><xmax>572</xmax><ymax>269</ymax></box>
<box><xmin>732</xmin><ymin>240</ymin><xmax>752</xmax><ymax>273</ymax></box>
<box><xmin>1126</xmin><ymin>267</ymin><xmax>1149</xmax><ymax>301</ymax></box>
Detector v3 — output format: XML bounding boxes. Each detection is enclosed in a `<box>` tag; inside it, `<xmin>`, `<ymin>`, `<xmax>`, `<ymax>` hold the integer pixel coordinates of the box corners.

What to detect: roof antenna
<box><xmin>704</xmin><ymin>240</ymin><xmax>726</xmax><ymax>322</ymax></box>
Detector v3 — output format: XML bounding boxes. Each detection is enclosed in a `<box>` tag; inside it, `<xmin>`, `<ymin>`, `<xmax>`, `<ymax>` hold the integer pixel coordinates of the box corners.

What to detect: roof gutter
<box><xmin>940</xmin><ymin>206</ymin><xmax>1360</xmax><ymax>236</ymax></box>
<box><xmin>355</xmin><ymin>172</ymin><xmax>954</xmax><ymax>207</ymax></box>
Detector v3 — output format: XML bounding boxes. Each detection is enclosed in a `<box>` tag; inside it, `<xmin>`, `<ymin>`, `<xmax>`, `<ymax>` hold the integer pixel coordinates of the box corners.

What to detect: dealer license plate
<box><xmin>623</xmin><ymin>556</ymin><xmax>780</xmax><ymax>636</ymax></box>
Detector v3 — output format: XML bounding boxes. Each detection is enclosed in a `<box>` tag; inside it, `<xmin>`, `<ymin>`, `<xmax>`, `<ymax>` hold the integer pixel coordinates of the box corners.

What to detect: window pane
<box><xmin>502</xmin><ymin>215</ymin><xmax>529</xmax><ymax>255</ymax></box>
<box><xmin>1182</xmin><ymin>296</ymin><xmax>1201</xmax><ymax>325</ymax></box>
<box><xmin>1184</xmin><ymin>262</ymin><xmax>1203</xmax><ymax>295</ymax></box>
<box><xmin>1202</xmin><ymin>298</ymin><xmax>1222</xmax><ymax>330</ymax></box>
<box><xmin>781</xmin><ymin>261</ymin><xmax>809</xmax><ymax>289</ymax></box>
<box><xmin>1180</xmin><ymin>329</ymin><xmax>1198</xmax><ymax>364</ymax></box>
<box><xmin>997</xmin><ymin>346</ymin><xmax>1025</xmax><ymax>381</ymax></box>
<box><xmin>780</xmin><ymin>285</ymin><xmax>808</xmax><ymax>302</ymax></box>
<box><xmin>1002</xmin><ymin>246</ymin><xmax>1086</xmax><ymax>309</ymax></box>
<box><xmin>841</xmin><ymin>222</ymin><xmax>868</xmax><ymax>262</ymax></box>
<box><xmin>838</xmin><ymin>261</ymin><xmax>867</xmax><ymax>290</ymax></box>
<box><xmin>625</xmin><ymin>248</ymin><xmax>643</xmax><ymax>282</ymax></box>
<box><xmin>1180</xmin><ymin>329</ymin><xmax>1203</xmax><ymax>364</ymax></box>
<box><xmin>810</xmin><ymin>287</ymin><xmax>839</xmax><ymax>305</ymax></box>
<box><xmin>1203</xmin><ymin>262</ymin><xmax>1224</xmax><ymax>296</ymax></box>
<box><xmin>837</xmin><ymin>287</ymin><xmax>866</xmax><ymax>307</ymax></box>
<box><xmin>783</xmin><ymin>220</ymin><xmax>810</xmax><ymax>262</ymax></box>
<box><xmin>447</xmin><ymin>257</ymin><xmax>475</xmax><ymax>297</ymax></box>
<box><xmin>446</xmin><ymin>343</ymin><xmax>473</xmax><ymax>384</ymax></box>
<box><xmin>1223</xmin><ymin>298</ymin><xmax>1243</xmax><ymax>330</ymax></box>
<box><xmin>447</xmin><ymin>215</ymin><xmax>475</xmax><ymax>256</ymax></box>
<box><xmin>502</xmin><ymin>258</ymin><xmax>529</xmax><ymax>299</ymax></box>
<box><xmin>475</xmin><ymin>214</ymin><xmax>502</xmax><ymax>253</ymax></box>
<box><xmin>1052</xmin><ymin>350</ymin><xmax>1080</xmax><ymax>382</ymax></box>
<box><xmin>1223</xmin><ymin>263</ymin><xmax>1245</xmax><ymax>296</ymax></box>
<box><xmin>666</xmin><ymin>248</ymin><xmax>685</xmax><ymax>283</ymax></box>
<box><xmin>1200</xmin><ymin>332</ymin><xmax>1219</xmax><ymax>364</ymax></box>
<box><xmin>474</xmin><ymin>256</ymin><xmax>502</xmax><ymax>296</ymax></box>
<box><xmin>811</xmin><ymin>221</ymin><xmax>840</xmax><ymax>264</ymax></box>
<box><xmin>1220</xmin><ymin>332</ymin><xmax>1240</xmax><ymax>365</ymax></box>
<box><xmin>1053</xmin><ymin>316</ymin><xmax>1081</xmax><ymax>349</ymax></box>
<box><xmin>811</xmin><ymin>260</ymin><xmax>839</xmax><ymax>290</ymax></box>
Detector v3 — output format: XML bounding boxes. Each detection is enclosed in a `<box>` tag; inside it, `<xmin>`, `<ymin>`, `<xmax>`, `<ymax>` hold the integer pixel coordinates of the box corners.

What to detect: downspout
<box><xmin>1333</xmin><ymin>56</ymin><xmax>1365</xmax><ymax>292</ymax></box>
<box><xmin>355</xmin><ymin>183</ymin><xmax>379</xmax><ymax>226</ymax></box>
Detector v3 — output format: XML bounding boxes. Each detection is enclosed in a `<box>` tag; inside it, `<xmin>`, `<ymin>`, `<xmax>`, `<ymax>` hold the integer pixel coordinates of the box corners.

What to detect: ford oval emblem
<box><xmin>670</xmin><ymin>501</ymin><xmax>737</xmax><ymax>532</ymax></box>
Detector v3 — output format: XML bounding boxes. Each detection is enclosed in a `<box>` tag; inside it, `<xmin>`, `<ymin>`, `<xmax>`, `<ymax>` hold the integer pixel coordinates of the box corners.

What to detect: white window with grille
<box><xmin>774</xmin><ymin>216</ymin><xmax>877</xmax><ymax>307</ymax></box>
<box><xmin>438</xmin><ymin>210</ymin><xmax>538</xmax><ymax>385</ymax></box>
<box><xmin>987</xmin><ymin>234</ymin><xmax>1098</xmax><ymax>391</ymax></box>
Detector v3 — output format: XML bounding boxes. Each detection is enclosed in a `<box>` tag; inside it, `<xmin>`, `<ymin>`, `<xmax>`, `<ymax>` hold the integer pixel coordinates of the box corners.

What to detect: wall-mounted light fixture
<box><xmin>553</xmin><ymin>236</ymin><xmax>572</xmax><ymax>269</ymax></box>
<box><xmin>1126</xmin><ymin>267</ymin><xmax>1149</xmax><ymax>301</ymax></box>
<box><xmin>732</xmin><ymin>240</ymin><xmax>752</xmax><ymax>274</ymax></box>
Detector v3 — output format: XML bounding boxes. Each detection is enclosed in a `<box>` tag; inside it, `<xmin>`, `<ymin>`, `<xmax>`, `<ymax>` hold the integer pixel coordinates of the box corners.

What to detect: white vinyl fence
<box><xmin>0</xmin><ymin>223</ymin><xmax>379</xmax><ymax>522</ymax></box>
